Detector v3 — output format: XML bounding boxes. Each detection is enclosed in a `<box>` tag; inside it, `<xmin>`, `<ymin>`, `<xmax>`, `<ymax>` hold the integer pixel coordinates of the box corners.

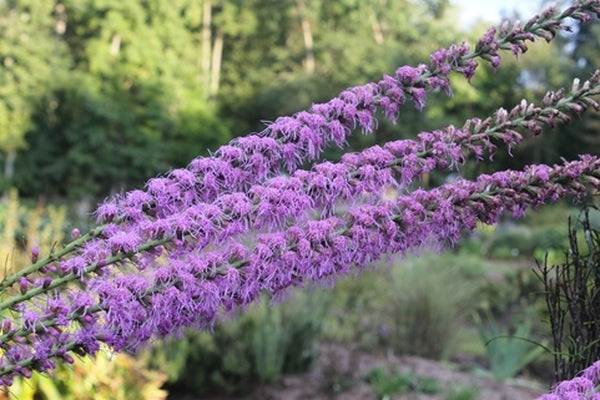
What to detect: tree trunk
<box><xmin>297</xmin><ymin>0</ymin><xmax>315</xmax><ymax>74</ymax></box>
<box><xmin>54</xmin><ymin>3</ymin><xmax>67</xmax><ymax>36</ymax></box>
<box><xmin>370</xmin><ymin>9</ymin><xmax>384</xmax><ymax>45</ymax></box>
<box><xmin>209</xmin><ymin>27</ymin><xmax>224</xmax><ymax>102</ymax></box>
<box><xmin>109</xmin><ymin>34</ymin><xmax>121</xmax><ymax>56</ymax></box>
<box><xmin>201</xmin><ymin>0</ymin><xmax>212</xmax><ymax>94</ymax></box>
<box><xmin>4</xmin><ymin>150</ymin><xmax>16</xmax><ymax>182</ymax></box>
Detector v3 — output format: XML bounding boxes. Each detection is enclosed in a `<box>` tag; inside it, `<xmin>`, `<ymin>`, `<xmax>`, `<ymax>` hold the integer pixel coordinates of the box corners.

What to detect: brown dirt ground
<box><xmin>184</xmin><ymin>343</ymin><xmax>549</xmax><ymax>400</ymax></box>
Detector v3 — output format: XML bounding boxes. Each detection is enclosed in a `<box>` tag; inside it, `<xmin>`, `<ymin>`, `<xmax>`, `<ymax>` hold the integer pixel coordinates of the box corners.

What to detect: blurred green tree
<box><xmin>13</xmin><ymin>0</ymin><xmax>231</xmax><ymax>197</ymax></box>
<box><xmin>219</xmin><ymin>0</ymin><xmax>466</xmax><ymax>152</ymax></box>
<box><xmin>553</xmin><ymin>14</ymin><xmax>600</xmax><ymax>163</ymax></box>
<box><xmin>0</xmin><ymin>0</ymin><xmax>580</xmax><ymax>198</ymax></box>
<box><xmin>0</xmin><ymin>0</ymin><xmax>69</xmax><ymax>185</ymax></box>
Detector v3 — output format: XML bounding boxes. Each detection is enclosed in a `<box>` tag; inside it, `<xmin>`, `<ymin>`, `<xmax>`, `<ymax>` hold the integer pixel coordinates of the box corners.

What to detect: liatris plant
<box><xmin>2</xmin><ymin>2</ymin><xmax>600</xmax><ymax>399</ymax></box>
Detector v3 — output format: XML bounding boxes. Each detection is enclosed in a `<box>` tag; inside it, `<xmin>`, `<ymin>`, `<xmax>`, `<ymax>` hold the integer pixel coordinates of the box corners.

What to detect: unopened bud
<box><xmin>500</xmin><ymin>20</ymin><xmax>510</xmax><ymax>36</ymax></box>
<box><xmin>494</xmin><ymin>108</ymin><xmax>508</xmax><ymax>123</ymax></box>
<box><xmin>31</xmin><ymin>245</ymin><xmax>39</xmax><ymax>263</ymax></box>
<box><xmin>18</xmin><ymin>277</ymin><xmax>28</xmax><ymax>294</ymax></box>
<box><xmin>2</xmin><ymin>318</ymin><xmax>11</xmax><ymax>332</ymax></box>
<box><xmin>42</xmin><ymin>276</ymin><xmax>52</xmax><ymax>288</ymax></box>
<box><xmin>585</xmin><ymin>97</ymin><xmax>600</xmax><ymax>111</ymax></box>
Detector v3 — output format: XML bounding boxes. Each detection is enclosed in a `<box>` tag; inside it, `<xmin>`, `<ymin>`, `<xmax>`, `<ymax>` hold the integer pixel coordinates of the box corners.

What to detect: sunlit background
<box><xmin>453</xmin><ymin>0</ymin><xmax>543</xmax><ymax>26</ymax></box>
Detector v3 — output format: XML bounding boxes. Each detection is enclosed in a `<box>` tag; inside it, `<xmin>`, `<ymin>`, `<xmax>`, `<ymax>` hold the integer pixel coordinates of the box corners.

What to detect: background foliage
<box><xmin>1</xmin><ymin>0</ymin><xmax>595</xmax><ymax>202</ymax></box>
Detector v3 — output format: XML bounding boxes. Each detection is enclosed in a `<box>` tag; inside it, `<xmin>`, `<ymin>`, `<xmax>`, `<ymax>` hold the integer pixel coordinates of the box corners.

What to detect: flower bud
<box><xmin>62</xmin><ymin>354</ymin><xmax>75</xmax><ymax>364</ymax></box>
<box><xmin>31</xmin><ymin>245</ymin><xmax>39</xmax><ymax>263</ymax></box>
<box><xmin>18</xmin><ymin>277</ymin><xmax>28</xmax><ymax>294</ymax></box>
<box><xmin>2</xmin><ymin>319</ymin><xmax>11</xmax><ymax>333</ymax></box>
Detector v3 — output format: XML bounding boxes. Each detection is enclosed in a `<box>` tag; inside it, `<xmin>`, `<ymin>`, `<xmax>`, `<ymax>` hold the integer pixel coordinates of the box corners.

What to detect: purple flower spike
<box><xmin>3</xmin><ymin>0</ymin><xmax>600</xmax><ymax>389</ymax></box>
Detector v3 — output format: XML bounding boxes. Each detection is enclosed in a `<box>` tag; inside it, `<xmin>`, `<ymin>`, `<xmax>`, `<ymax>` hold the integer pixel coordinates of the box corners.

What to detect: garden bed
<box><xmin>174</xmin><ymin>343</ymin><xmax>548</xmax><ymax>400</ymax></box>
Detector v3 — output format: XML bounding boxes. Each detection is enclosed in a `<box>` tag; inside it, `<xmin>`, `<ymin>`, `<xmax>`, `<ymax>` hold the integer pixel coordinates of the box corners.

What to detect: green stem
<box><xmin>0</xmin><ymin>225</ymin><xmax>106</xmax><ymax>293</ymax></box>
<box><xmin>0</xmin><ymin>236</ymin><xmax>172</xmax><ymax>343</ymax></box>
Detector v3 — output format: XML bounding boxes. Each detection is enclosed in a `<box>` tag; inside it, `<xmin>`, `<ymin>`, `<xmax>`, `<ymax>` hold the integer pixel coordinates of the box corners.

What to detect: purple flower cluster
<box><xmin>537</xmin><ymin>361</ymin><xmax>600</xmax><ymax>399</ymax></box>
<box><xmin>1</xmin><ymin>2</ymin><xmax>600</xmax><ymax>397</ymax></box>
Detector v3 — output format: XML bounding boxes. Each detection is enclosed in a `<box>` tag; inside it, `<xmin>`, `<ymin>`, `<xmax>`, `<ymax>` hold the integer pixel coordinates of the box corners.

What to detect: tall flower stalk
<box><xmin>1</xmin><ymin>2</ymin><xmax>600</xmax><ymax>398</ymax></box>
<box><xmin>5</xmin><ymin>0</ymin><xmax>597</xmax><ymax>291</ymax></box>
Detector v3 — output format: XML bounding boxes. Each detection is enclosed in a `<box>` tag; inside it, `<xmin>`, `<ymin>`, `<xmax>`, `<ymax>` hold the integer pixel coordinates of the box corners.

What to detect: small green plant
<box><xmin>416</xmin><ymin>375</ymin><xmax>442</xmax><ymax>395</ymax></box>
<box><xmin>366</xmin><ymin>366</ymin><xmax>441</xmax><ymax>399</ymax></box>
<box><xmin>474</xmin><ymin>312</ymin><xmax>546</xmax><ymax>380</ymax></box>
<box><xmin>251</xmin><ymin>296</ymin><xmax>288</xmax><ymax>383</ymax></box>
<box><xmin>445</xmin><ymin>385</ymin><xmax>480</xmax><ymax>400</ymax></box>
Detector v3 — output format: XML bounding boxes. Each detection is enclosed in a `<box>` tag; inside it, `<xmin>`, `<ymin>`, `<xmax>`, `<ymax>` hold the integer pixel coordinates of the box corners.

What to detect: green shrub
<box><xmin>322</xmin><ymin>266</ymin><xmax>389</xmax><ymax>349</ymax></box>
<box><xmin>487</xmin><ymin>225</ymin><xmax>534</xmax><ymax>259</ymax></box>
<box><xmin>474</xmin><ymin>312</ymin><xmax>546</xmax><ymax>380</ymax></box>
<box><xmin>521</xmin><ymin>203</ymin><xmax>575</xmax><ymax>228</ymax></box>
<box><xmin>146</xmin><ymin>287</ymin><xmax>331</xmax><ymax>396</ymax></box>
<box><xmin>385</xmin><ymin>256</ymin><xmax>479</xmax><ymax>359</ymax></box>
<box><xmin>462</xmin><ymin>203</ymin><xmax>573</xmax><ymax>261</ymax></box>
<box><xmin>324</xmin><ymin>253</ymin><xmax>482</xmax><ymax>358</ymax></box>
<box><xmin>476</xmin><ymin>275</ymin><xmax>521</xmax><ymax>315</ymax></box>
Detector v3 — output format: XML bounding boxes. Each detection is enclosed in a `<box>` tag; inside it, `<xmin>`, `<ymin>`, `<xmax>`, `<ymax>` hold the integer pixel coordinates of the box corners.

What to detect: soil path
<box><xmin>186</xmin><ymin>343</ymin><xmax>548</xmax><ymax>400</ymax></box>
